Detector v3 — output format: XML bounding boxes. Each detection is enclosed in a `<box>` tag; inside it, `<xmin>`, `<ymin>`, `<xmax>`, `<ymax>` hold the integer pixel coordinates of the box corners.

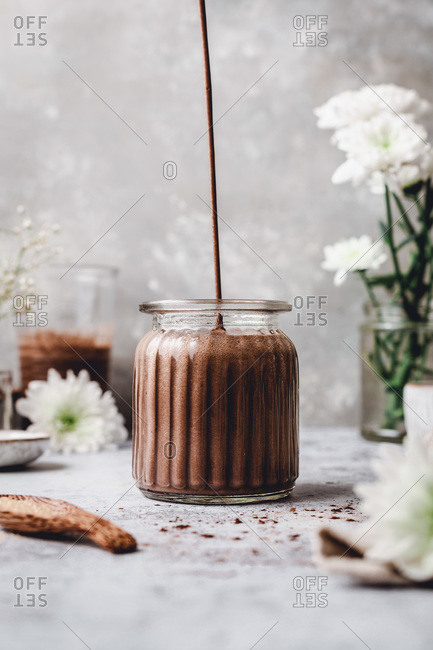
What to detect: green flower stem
<box><xmin>424</xmin><ymin>179</ymin><xmax>433</xmax><ymax>227</ymax></box>
<box><xmin>424</xmin><ymin>234</ymin><xmax>433</xmax><ymax>320</ymax></box>
<box><xmin>360</xmin><ymin>181</ymin><xmax>433</xmax><ymax>432</ymax></box>
<box><xmin>382</xmin><ymin>388</ymin><xmax>404</xmax><ymax>429</ymax></box>
<box><xmin>392</xmin><ymin>192</ymin><xmax>417</xmax><ymax>237</ymax></box>
<box><xmin>367</xmin><ymin>273</ymin><xmax>397</xmax><ymax>289</ymax></box>
<box><xmin>385</xmin><ymin>185</ymin><xmax>419</xmax><ymax>320</ymax></box>
<box><xmin>413</xmin><ymin>333</ymin><xmax>433</xmax><ymax>381</ymax></box>
<box><xmin>358</xmin><ymin>272</ymin><xmax>379</xmax><ymax>307</ymax></box>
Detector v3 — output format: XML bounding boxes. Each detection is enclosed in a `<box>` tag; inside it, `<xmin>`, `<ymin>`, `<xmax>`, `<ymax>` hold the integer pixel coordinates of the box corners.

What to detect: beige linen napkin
<box><xmin>312</xmin><ymin>526</ymin><xmax>410</xmax><ymax>585</ymax></box>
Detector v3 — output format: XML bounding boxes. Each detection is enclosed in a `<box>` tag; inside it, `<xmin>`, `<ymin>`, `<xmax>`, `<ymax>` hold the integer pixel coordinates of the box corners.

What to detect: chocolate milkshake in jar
<box><xmin>133</xmin><ymin>1</ymin><xmax>300</xmax><ymax>503</ymax></box>
<box><xmin>133</xmin><ymin>300</ymin><xmax>298</xmax><ymax>504</ymax></box>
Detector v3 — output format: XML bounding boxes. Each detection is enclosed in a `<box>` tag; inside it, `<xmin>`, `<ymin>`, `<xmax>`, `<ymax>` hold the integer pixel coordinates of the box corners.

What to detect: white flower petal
<box><xmin>332</xmin><ymin>159</ymin><xmax>367</xmax><ymax>185</ymax></box>
<box><xmin>315</xmin><ymin>84</ymin><xmax>430</xmax><ymax>130</ymax></box>
<box><xmin>356</xmin><ymin>432</ymin><xmax>433</xmax><ymax>581</ymax></box>
<box><xmin>16</xmin><ymin>368</ymin><xmax>128</xmax><ymax>453</ymax></box>
<box><xmin>333</xmin><ymin>269</ymin><xmax>346</xmax><ymax>286</ymax></box>
<box><xmin>322</xmin><ymin>236</ymin><xmax>387</xmax><ymax>282</ymax></box>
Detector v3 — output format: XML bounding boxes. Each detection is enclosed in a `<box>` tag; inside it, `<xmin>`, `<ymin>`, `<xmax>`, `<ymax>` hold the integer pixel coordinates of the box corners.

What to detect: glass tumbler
<box><xmin>361</xmin><ymin>303</ymin><xmax>433</xmax><ymax>443</ymax></box>
<box><xmin>18</xmin><ymin>264</ymin><xmax>117</xmax><ymax>389</ymax></box>
<box><xmin>133</xmin><ymin>300</ymin><xmax>299</xmax><ymax>504</ymax></box>
<box><xmin>0</xmin><ymin>370</ymin><xmax>13</xmax><ymax>430</ymax></box>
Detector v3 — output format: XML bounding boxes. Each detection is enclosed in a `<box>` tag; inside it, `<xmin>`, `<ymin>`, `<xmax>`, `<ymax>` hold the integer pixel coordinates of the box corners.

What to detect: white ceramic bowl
<box><xmin>0</xmin><ymin>430</ymin><xmax>50</xmax><ymax>468</ymax></box>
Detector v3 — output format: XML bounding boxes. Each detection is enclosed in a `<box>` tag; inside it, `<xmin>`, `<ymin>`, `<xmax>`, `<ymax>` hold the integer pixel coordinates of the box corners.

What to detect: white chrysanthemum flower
<box><xmin>322</xmin><ymin>236</ymin><xmax>387</xmax><ymax>286</ymax></box>
<box><xmin>367</xmin><ymin>165</ymin><xmax>423</xmax><ymax>195</ymax></box>
<box><xmin>16</xmin><ymin>369</ymin><xmax>128</xmax><ymax>454</ymax></box>
<box><xmin>356</xmin><ymin>432</ymin><xmax>433</xmax><ymax>581</ymax></box>
<box><xmin>332</xmin><ymin>113</ymin><xmax>429</xmax><ymax>186</ymax></box>
<box><xmin>420</xmin><ymin>148</ymin><xmax>433</xmax><ymax>179</ymax></box>
<box><xmin>315</xmin><ymin>84</ymin><xmax>430</xmax><ymax>130</ymax></box>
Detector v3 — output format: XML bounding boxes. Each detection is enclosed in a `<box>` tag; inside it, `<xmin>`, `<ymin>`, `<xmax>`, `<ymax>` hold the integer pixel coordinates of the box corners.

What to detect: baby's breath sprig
<box><xmin>0</xmin><ymin>206</ymin><xmax>62</xmax><ymax>320</ymax></box>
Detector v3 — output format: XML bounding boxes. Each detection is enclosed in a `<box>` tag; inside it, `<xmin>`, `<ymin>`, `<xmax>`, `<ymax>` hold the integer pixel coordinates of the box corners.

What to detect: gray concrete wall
<box><xmin>2</xmin><ymin>0</ymin><xmax>433</xmax><ymax>426</ymax></box>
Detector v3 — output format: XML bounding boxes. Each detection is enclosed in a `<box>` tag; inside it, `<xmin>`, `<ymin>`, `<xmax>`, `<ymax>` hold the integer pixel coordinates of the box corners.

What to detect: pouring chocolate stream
<box><xmin>198</xmin><ymin>0</ymin><xmax>224</xmax><ymax>328</ymax></box>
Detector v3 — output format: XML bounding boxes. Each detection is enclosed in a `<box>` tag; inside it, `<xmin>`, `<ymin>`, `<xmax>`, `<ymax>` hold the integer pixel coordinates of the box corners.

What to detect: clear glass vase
<box><xmin>361</xmin><ymin>303</ymin><xmax>433</xmax><ymax>443</ymax></box>
<box><xmin>133</xmin><ymin>299</ymin><xmax>299</xmax><ymax>504</ymax></box>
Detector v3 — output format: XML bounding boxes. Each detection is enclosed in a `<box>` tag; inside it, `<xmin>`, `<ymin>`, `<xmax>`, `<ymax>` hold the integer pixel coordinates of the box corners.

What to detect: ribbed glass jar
<box><xmin>132</xmin><ymin>300</ymin><xmax>299</xmax><ymax>504</ymax></box>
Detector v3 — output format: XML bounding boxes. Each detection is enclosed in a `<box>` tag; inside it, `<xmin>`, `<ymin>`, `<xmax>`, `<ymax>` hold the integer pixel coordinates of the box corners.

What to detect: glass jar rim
<box><xmin>139</xmin><ymin>299</ymin><xmax>292</xmax><ymax>314</ymax></box>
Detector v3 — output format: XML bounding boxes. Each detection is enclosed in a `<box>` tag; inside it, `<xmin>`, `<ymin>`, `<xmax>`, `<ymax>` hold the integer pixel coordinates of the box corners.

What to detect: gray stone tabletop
<box><xmin>0</xmin><ymin>428</ymin><xmax>431</xmax><ymax>650</ymax></box>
